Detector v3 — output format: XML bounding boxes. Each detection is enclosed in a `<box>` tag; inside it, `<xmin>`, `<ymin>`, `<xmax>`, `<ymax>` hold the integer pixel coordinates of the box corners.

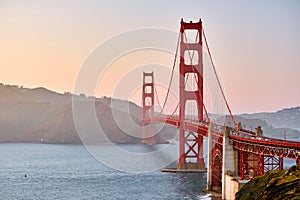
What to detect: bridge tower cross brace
<box><xmin>141</xmin><ymin>72</ymin><xmax>155</xmax><ymax>145</ymax></box>
<box><xmin>178</xmin><ymin>19</ymin><xmax>205</xmax><ymax>170</ymax></box>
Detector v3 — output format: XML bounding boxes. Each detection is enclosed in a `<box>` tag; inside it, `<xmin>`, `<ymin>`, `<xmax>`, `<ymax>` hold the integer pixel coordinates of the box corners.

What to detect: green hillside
<box><xmin>236</xmin><ymin>165</ymin><xmax>300</xmax><ymax>200</ymax></box>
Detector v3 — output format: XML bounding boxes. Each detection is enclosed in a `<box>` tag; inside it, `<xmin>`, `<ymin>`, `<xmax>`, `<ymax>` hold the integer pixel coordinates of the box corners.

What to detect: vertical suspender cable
<box><xmin>202</xmin><ymin>28</ymin><xmax>236</xmax><ymax>126</ymax></box>
<box><xmin>159</xmin><ymin>31</ymin><xmax>180</xmax><ymax>115</ymax></box>
<box><xmin>183</xmin><ymin>31</ymin><xmax>210</xmax><ymax>123</ymax></box>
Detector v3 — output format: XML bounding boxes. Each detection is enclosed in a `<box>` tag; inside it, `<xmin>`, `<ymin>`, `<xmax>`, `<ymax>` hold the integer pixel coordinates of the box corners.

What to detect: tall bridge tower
<box><xmin>178</xmin><ymin>19</ymin><xmax>205</xmax><ymax>170</ymax></box>
<box><xmin>138</xmin><ymin>18</ymin><xmax>300</xmax><ymax>198</ymax></box>
<box><xmin>141</xmin><ymin>72</ymin><xmax>156</xmax><ymax>145</ymax></box>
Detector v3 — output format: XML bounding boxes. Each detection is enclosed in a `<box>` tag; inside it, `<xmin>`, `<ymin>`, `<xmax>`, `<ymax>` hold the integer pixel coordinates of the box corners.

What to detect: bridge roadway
<box><xmin>144</xmin><ymin>116</ymin><xmax>300</xmax><ymax>161</ymax></box>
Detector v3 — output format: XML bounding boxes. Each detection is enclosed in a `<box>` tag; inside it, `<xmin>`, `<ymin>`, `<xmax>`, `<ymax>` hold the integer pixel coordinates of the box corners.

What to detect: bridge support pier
<box><xmin>206</xmin><ymin>124</ymin><xmax>223</xmax><ymax>192</ymax></box>
<box><xmin>206</xmin><ymin>124</ymin><xmax>213</xmax><ymax>190</ymax></box>
<box><xmin>222</xmin><ymin>127</ymin><xmax>239</xmax><ymax>199</ymax></box>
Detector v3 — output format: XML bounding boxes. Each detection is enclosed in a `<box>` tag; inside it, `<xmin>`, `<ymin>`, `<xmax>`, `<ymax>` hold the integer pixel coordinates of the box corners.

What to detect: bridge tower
<box><xmin>178</xmin><ymin>19</ymin><xmax>205</xmax><ymax>170</ymax></box>
<box><xmin>141</xmin><ymin>72</ymin><xmax>156</xmax><ymax>145</ymax></box>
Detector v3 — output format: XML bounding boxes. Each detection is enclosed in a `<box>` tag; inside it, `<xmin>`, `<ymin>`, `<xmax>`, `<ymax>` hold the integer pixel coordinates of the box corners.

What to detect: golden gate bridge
<box><xmin>140</xmin><ymin>18</ymin><xmax>300</xmax><ymax>197</ymax></box>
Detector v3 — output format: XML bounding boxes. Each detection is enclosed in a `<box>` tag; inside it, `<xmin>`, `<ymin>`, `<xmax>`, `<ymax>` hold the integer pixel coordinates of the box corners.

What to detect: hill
<box><xmin>217</xmin><ymin>115</ymin><xmax>300</xmax><ymax>139</ymax></box>
<box><xmin>1</xmin><ymin>83</ymin><xmax>298</xmax><ymax>143</ymax></box>
<box><xmin>240</xmin><ymin>107</ymin><xmax>300</xmax><ymax>129</ymax></box>
<box><xmin>0</xmin><ymin>84</ymin><xmax>173</xmax><ymax>144</ymax></box>
<box><xmin>227</xmin><ymin>115</ymin><xmax>300</xmax><ymax>139</ymax></box>
<box><xmin>236</xmin><ymin>165</ymin><xmax>300</xmax><ymax>200</ymax></box>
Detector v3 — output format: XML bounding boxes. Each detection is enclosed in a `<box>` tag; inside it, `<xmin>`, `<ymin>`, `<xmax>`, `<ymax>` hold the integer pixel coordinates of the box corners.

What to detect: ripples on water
<box><xmin>0</xmin><ymin>144</ymin><xmax>210</xmax><ymax>200</ymax></box>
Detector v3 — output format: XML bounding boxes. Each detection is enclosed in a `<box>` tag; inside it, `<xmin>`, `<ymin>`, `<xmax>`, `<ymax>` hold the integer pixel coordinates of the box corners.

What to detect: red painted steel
<box><xmin>141</xmin><ymin>72</ymin><xmax>155</xmax><ymax>144</ymax></box>
<box><xmin>140</xmin><ymin>19</ymin><xmax>300</xmax><ymax>189</ymax></box>
<box><xmin>148</xmin><ymin>114</ymin><xmax>299</xmax><ymax>182</ymax></box>
<box><xmin>230</xmin><ymin>135</ymin><xmax>300</xmax><ymax>159</ymax></box>
<box><xmin>239</xmin><ymin>151</ymin><xmax>245</xmax><ymax>179</ymax></box>
<box><xmin>150</xmin><ymin>116</ymin><xmax>300</xmax><ymax>165</ymax></box>
<box><xmin>264</xmin><ymin>156</ymin><xmax>283</xmax><ymax>172</ymax></box>
<box><xmin>246</xmin><ymin>153</ymin><xmax>264</xmax><ymax>177</ymax></box>
<box><xmin>211</xmin><ymin>146</ymin><xmax>222</xmax><ymax>186</ymax></box>
<box><xmin>178</xmin><ymin>18</ymin><xmax>205</xmax><ymax>169</ymax></box>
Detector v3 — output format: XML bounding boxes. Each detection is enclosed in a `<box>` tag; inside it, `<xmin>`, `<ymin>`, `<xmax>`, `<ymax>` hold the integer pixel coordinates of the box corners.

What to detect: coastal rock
<box><xmin>236</xmin><ymin>165</ymin><xmax>300</xmax><ymax>200</ymax></box>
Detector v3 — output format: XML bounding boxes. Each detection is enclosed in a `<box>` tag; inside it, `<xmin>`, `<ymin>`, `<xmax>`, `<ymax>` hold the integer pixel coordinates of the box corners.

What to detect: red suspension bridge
<box><xmin>140</xmin><ymin>19</ymin><xmax>300</xmax><ymax>197</ymax></box>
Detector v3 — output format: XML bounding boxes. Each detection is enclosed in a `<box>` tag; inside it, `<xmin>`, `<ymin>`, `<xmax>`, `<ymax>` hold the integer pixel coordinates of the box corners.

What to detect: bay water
<box><xmin>0</xmin><ymin>143</ymin><xmax>210</xmax><ymax>200</ymax></box>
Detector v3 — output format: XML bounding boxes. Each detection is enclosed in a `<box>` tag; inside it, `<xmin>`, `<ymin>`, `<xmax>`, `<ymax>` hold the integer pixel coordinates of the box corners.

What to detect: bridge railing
<box><xmin>230</xmin><ymin>130</ymin><xmax>300</xmax><ymax>149</ymax></box>
<box><xmin>142</xmin><ymin>114</ymin><xmax>300</xmax><ymax>151</ymax></box>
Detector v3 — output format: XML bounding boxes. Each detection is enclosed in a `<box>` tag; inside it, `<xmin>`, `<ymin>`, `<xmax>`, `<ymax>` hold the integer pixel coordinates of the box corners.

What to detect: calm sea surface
<box><xmin>0</xmin><ymin>143</ymin><xmax>211</xmax><ymax>200</ymax></box>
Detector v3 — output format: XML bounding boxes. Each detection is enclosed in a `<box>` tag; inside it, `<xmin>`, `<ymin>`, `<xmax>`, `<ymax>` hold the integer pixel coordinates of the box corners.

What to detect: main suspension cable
<box><xmin>202</xmin><ymin>28</ymin><xmax>236</xmax><ymax>126</ymax></box>
<box><xmin>154</xmin><ymin>85</ymin><xmax>162</xmax><ymax>112</ymax></box>
<box><xmin>159</xmin><ymin>31</ymin><xmax>181</xmax><ymax>115</ymax></box>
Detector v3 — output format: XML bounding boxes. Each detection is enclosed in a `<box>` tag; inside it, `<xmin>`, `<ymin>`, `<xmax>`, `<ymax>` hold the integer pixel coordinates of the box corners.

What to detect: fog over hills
<box><xmin>240</xmin><ymin>107</ymin><xmax>300</xmax><ymax>129</ymax></box>
<box><xmin>0</xmin><ymin>84</ymin><xmax>173</xmax><ymax>144</ymax></box>
<box><xmin>218</xmin><ymin>115</ymin><xmax>299</xmax><ymax>139</ymax></box>
<box><xmin>211</xmin><ymin>108</ymin><xmax>300</xmax><ymax>139</ymax></box>
<box><xmin>236</xmin><ymin>107</ymin><xmax>300</xmax><ymax>139</ymax></box>
<box><xmin>0</xmin><ymin>83</ymin><xmax>299</xmax><ymax>143</ymax></box>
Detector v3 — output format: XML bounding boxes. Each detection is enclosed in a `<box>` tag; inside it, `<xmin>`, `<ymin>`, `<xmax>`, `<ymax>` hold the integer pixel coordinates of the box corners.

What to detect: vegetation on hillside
<box><xmin>236</xmin><ymin>165</ymin><xmax>300</xmax><ymax>200</ymax></box>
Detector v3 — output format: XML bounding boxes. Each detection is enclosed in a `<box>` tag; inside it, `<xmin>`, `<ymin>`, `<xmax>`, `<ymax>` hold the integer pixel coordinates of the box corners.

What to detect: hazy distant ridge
<box><xmin>0</xmin><ymin>84</ymin><xmax>169</xmax><ymax>144</ymax></box>
<box><xmin>239</xmin><ymin>107</ymin><xmax>300</xmax><ymax>129</ymax></box>
<box><xmin>0</xmin><ymin>83</ymin><xmax>298</xmax><ymax>143</ymax></box>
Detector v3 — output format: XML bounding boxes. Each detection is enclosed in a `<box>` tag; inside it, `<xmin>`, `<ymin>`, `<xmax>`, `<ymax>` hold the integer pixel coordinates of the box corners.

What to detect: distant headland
<box><xmin>0</xmin><ymin>83</ymin><xmax>299</xmax><ymax>144</ymax></box>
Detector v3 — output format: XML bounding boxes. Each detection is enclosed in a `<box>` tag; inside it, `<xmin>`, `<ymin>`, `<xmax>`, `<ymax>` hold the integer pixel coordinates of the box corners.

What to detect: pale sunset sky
<box><xmin>0</xmin><ymin>0</ymin><xmax>299</xmax><ymax>114</ymax></box>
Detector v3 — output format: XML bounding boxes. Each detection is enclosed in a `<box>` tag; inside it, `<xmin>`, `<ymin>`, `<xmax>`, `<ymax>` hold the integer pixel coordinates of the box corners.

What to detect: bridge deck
<box><xmin>144</xmin><ymin>116</ymin><xmax>300</xmax><ymax>160</ymax></box>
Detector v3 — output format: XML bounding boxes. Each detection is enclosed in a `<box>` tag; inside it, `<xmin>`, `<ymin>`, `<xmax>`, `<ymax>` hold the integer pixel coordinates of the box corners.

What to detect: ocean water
<box><xmin>0</xmin><ymin>142</ymin><xmax>297</xmax><ymax>200</ymax></box>
<box><xmin>283</xmin><ymin>136</ymin><xmax>300</xmax><ymax>169</ymax></box>
<box><xmin>0</xmin><ymin>144</ymin><xmax>210</xmax><ymax>200</ymax></box>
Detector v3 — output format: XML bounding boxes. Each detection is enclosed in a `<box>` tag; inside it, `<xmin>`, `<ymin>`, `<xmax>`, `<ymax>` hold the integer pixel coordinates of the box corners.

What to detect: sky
<box><xmin>0</xmin><ymin>0</ymin><xmax>299</xmax><ymax>114</ymax></box>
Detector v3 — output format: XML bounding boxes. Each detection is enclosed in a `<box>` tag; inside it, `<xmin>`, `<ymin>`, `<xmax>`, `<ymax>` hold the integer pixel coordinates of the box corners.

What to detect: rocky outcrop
<box><xmin>236</xmin><ymin>165</ymin><xmax>300</xmax><ymax>200</ymax></box>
